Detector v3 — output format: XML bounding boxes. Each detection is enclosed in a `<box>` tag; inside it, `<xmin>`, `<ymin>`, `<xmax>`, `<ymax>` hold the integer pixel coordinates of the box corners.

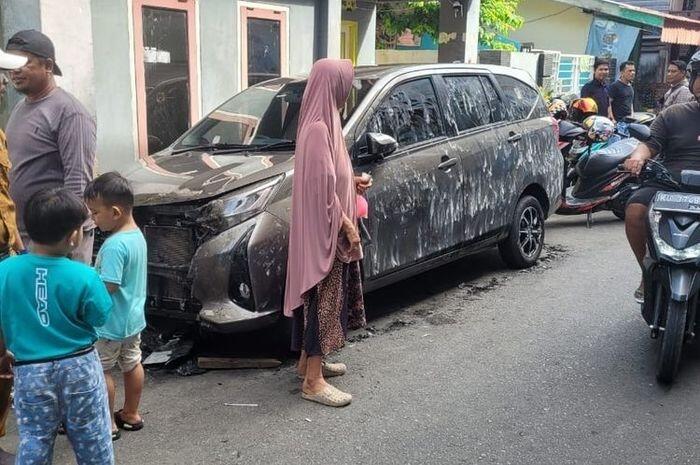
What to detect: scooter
<box><xmin>640</xmin><ymin>160</ymin><xmax>700</xmax><ymax>384</ymax></box>
<box><xmin>556</xmin><ymin>123</ymin><xmax>650</xmax><ymax>226</ymax></box>
<box><xmin>557</xmin><ymin>120</ymin><xmax>609</xmax><ymax>194</ymax></box>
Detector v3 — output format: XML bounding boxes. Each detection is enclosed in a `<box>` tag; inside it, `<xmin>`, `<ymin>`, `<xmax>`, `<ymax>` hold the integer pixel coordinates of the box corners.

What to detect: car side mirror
<box><xmin>627</xmin><ymin>123</ymin><xmax>651</xmax><ymax>142</ymax></box>
<box><xmin>366</xmin><ymin>133</ymin><xmax>398</xmax><ymax>159</ymax></box>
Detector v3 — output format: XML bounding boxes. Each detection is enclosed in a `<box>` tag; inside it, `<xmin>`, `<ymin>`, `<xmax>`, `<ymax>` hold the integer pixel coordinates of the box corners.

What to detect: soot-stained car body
<box><xmin>121</xmin><ymin>64</ymin><xmax>563</xmax><ymax>333</ymax></box>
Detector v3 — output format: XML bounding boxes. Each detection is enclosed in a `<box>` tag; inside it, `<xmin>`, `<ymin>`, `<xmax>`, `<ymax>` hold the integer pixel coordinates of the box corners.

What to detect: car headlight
<box><xmin>649</xmin><ymin>209</ymin><xmax>700</xmax><ymax>262</ymax></box>
<box><xmin>199</xmin><ymin>175</ymin><xmax>283</xmax><ymax>232</ymax></box>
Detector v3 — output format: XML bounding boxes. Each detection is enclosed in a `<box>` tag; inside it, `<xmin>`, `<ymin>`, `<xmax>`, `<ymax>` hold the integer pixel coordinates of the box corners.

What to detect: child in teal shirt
<box><xmin>0</xmin><ymin>188</ymin><xmax>114</xmax><ymax>464</ymax></box>
<box><xmin>85</xmin><ymin>172</ymin><xmax>147</xmax><ymax>440</ymax></box>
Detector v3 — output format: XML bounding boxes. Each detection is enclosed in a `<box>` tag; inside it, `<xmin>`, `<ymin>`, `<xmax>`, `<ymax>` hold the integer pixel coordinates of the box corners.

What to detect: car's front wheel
<box><xmin>499</xmin><ymin>195</ymin><xmax>545</xmax><ymax>269</ymax></box>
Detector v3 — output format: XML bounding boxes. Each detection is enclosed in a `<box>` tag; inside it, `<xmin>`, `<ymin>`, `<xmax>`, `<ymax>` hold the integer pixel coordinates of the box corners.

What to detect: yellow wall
<box><xmin>510</xmin><ymin>0</ymin><xmax>592</xmax><ymax>55</ymax></box>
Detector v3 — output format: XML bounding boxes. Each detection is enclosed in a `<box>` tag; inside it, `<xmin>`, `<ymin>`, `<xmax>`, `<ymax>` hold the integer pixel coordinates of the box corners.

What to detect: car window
<box><xmin>363</xmin><ymin>78</ymin><xmax>444</xmax><ymax>149</ymax></box>
<box><xmin>480</xmin><ymin>77</ymin><xmax>505</xmax><ymax>124</ymax></box>
<box><xmin>494</xmin><ymin>75</ymin><xmax>547</xmax><ymax>121</ymax></box>
<box><xmin>443</xmin><ymin>75</ymin><xmax>500</xmax><ymax>132</ymax></box>
<box><xmin>176</xmin><ymin>78</ymin><xmax>374</xmax><ymax>150</ymax></box>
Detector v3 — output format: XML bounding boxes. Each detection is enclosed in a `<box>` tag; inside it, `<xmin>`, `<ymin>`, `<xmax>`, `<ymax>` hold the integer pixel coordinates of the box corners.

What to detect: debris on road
<box><xmin>223</xmin><ymin>403</ymin><xmax>259</xmax><ymax>407</ymax></box>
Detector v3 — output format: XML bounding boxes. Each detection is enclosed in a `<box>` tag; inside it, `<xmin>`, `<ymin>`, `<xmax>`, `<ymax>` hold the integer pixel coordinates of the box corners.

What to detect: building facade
<box><xmin>0</xmin><ymin>0</ymin><xmax>376</xmax><ymax>172</ymax></box>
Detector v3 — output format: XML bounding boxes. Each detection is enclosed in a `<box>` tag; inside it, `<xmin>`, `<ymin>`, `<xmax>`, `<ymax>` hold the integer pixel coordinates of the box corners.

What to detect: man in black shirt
<box><xmin>608</xmin><ymin>61</ymin><xmax>636</xmax><ymax>122</ymax></box>
<box><xmin>580</xmin><ymin>59</ymin><xmax>610</xmax><ymax>117</ymax></box>
<box><xmin>624</xmin><ymin>71</ymin><xmax>700</xmax><ymax>302</ymax></box>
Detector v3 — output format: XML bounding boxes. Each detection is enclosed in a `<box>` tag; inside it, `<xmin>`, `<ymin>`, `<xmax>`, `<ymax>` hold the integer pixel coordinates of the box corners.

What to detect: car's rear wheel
<box><xmin>499</xmin><ymin>195</ymin><xmax>545</xmax><ymax>269</ymax></box>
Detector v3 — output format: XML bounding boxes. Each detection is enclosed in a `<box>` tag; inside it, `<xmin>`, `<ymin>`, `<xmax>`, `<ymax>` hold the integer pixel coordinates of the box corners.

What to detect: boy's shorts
<box><xmin>96</xmin><ymin>334</ymin><xmax>142</xmax><ymax>373</ymax></box>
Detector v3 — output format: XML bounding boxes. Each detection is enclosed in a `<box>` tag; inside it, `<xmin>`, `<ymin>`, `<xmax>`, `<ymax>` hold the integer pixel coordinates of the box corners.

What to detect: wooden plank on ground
<box><xmin>197</xmin><ymin>357</ymin><xmax>282</xmax><ymax>370</ymax></box>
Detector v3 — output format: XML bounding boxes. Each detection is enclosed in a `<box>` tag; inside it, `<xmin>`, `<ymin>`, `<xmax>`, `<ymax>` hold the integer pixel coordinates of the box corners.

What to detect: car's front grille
<box><xmin>143</xmin><ymin>225</ymin><xmax>195</xmax><ymax>269</ymax></box>
<box><xmin>134</xmin><ymin>204</ymin><xmax>205</xmax><ymax>315</ymax></box>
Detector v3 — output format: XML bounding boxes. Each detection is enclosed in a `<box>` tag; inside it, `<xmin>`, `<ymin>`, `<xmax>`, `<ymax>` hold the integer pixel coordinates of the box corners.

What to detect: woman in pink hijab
<box><xmin>284</xmin><ymin>58</ymin><xmax>370</xmax><ymax>407</ymax></box>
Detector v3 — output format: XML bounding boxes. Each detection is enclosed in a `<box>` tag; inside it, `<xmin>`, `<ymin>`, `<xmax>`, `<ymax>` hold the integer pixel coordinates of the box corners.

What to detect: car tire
<box><xmin>498</xmin><ymin>195</ymin><xmax>545</xmax><ymax>269</ymax></box>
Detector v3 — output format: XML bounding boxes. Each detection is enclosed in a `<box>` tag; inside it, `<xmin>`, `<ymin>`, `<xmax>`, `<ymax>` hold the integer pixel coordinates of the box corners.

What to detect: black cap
<box><xmin>6</xmin><ymin>29</ymin><xmax>62</xmax><ymax>76</ymax></box>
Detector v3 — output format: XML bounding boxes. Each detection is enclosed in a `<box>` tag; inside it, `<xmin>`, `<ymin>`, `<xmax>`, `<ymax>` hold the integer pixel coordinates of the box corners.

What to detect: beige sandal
<box><xmin>297</xmin><ymin>361</ymin><xmax>347</xmax><ymax>379</ymax></box>
<box><xmin>301</xmin><ymin>384</ymin><xmax>352</xmax><ymax>407</ymax></box>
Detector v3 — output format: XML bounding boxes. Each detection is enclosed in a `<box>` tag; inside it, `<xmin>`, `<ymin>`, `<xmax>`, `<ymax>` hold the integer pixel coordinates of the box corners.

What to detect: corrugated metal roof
<box><xmin>661</xmin><ymin>17</ymin><xmax>700</xmax><ymax>44</ymax></box>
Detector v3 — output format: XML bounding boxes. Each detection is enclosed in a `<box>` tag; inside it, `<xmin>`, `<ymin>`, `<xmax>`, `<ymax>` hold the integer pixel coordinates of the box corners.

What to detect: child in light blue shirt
<box><xmin>0</xmin><ymin>188</ymin><xmax>114</xmax><ymax>464</ymax></box>
<box><xmin>86</xmin><ymin>172</ymin><xmax>147</xmax><ymax>440</ymax></box>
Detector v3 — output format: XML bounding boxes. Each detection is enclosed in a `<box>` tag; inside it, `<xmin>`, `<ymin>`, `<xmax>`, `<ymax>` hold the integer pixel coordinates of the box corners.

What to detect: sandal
<box><xmin>297</xmin><ymin>361</ymin><xmax>347</xmax><ymax>379</ymax></box>
<box><xmin>301</xmin><ymin>384</ymin><xmax>352</xmax><ymax>407</ymax></box>
<box><xmin>114</xmin><ymin>410</ymin><xmax>144</xmax><ymax>432</ymax></box>
<box><xmin>112</xmin><ymin>429</ymin><xmax>121</xmax><ymax>441</ymax></box>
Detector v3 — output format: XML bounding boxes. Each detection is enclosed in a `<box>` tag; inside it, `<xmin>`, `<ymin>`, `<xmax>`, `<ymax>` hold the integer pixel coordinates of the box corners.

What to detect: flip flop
<box><xmin>112</xmin><ymin>429</ymin><xmax>121</xmax><ymax>441</ymax></box>
<box><xmin>297</xmin><ymin>361</ymin><xmax>347</xmax><ymax>379</ymax></box>
<box><xmin>301</xmin><ymin>384</ymin><xmax>352</xmax><ymax>407</ymax></box>
<box><xmin>114</xmin><ymin>410</ymin><xmax>144</xmax><ymax>432</ymax></box>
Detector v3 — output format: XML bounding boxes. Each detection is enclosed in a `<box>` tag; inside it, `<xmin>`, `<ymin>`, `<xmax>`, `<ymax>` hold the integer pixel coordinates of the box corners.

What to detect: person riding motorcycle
<box><xmin>623</xmin><ymin>51</ymin><xmax>700</xmax><ymax>303</ymax></box>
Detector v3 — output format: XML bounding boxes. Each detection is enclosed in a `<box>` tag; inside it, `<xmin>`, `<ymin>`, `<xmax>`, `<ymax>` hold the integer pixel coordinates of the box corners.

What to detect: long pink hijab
<box><xmin>283</xmin><ymin>59</ymin><xmax>358</xmax><ymax>315</ymax></box>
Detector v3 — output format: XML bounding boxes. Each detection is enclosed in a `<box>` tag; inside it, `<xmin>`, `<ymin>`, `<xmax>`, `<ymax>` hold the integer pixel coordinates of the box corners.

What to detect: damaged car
<box><xmin>120</xmin><ymin>64</ymin><xmax>563</xmax><ymax>333</ymax></box>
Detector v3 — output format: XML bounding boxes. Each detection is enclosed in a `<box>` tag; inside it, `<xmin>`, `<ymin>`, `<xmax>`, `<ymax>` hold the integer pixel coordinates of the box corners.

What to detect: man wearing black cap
<box><xmin>4</xmin><ymin>29</ymin><xmax>96</xmax><ymax>264</ymax></box>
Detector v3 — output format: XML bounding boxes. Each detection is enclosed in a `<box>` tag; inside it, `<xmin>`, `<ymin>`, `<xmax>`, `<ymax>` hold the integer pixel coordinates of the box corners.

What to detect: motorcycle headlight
<box><xmin>649</xmin><ymin>209</ymin><xmax>700</xmax><ymax>261</ymax></box>
<box><xmin>199</xmin><ymin>175</ymin><xmax>283</xmax><ymax>233</ymax></box>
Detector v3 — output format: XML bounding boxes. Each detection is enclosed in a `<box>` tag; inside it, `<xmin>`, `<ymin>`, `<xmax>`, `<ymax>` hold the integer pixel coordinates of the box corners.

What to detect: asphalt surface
<box><xmin>3</xmin><ymin>212</ymin><xmax>700</xmax><ymax>465</ymax></box>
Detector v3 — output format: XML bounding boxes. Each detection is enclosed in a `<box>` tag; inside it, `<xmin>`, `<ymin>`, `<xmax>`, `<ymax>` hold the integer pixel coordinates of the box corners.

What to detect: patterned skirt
<box><xmin>291</xmin><ymin>259</ymin><xmax>366</xmax><ymax>356</ymax></box>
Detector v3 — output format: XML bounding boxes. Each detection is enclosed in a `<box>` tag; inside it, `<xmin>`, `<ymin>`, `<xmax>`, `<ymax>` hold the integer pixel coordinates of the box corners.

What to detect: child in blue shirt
<box><xmin>85</xmin><ymin>172</ymin><xmax>147</xmax><ymax>440</ymax></box>
<box><xmin>0</xmin><ymin>188</ymin><xmax>114</xmax><ymax>464</ymax></box>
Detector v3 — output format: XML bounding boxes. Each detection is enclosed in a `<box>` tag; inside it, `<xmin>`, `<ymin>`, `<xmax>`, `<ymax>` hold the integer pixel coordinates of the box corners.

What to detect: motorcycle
<box><xmin>640</xmin><ymin>160</ymin><xmax>700</xmax><ymax>384</ymax></box>
<box><xmin>556</xmin><ymin>123</ymin><xmax>651</xmax><ymax>226</ymax></box>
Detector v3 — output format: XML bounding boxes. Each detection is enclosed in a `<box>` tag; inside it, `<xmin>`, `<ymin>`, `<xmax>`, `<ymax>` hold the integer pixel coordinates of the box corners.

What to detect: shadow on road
<box><xmin>157</xmin><ymin>248</ymin><xmax>511</xmax><ymax>362</ymax></box>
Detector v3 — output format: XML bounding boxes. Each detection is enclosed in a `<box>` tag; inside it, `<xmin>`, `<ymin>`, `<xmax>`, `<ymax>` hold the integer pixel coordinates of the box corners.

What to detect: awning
<box><xmin>553</xmin><ymin>0</ymin><xmax>700</xmax><ymax>44</ymax></box>
<box><xmin>661</xmin><ymin>17</ymin><xmax>700</xmax><ymax>45</ymax></box>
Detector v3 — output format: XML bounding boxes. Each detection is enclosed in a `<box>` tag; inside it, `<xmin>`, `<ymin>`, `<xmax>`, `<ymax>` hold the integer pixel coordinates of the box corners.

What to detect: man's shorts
<box><xmin>627</xmin><ymin>183</ymin><xmax>666</xmax><ymax>208</ymax></box>
<box><xmin>96</xmin><ymin>334</ymin><xmax>142</xmax><ymax>373</ymax></box>
<box><xmin>628</xmin><ymin>181</ymin><xmax>700</xmax><ymax>208</ymax></box>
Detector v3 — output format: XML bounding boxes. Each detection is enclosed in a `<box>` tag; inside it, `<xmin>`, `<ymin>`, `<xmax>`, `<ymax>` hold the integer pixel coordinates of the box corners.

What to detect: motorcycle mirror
<box><xmin>627</xmin><ymin>123</ymin><xmax>651</xmax><ymax>141</ymax></box>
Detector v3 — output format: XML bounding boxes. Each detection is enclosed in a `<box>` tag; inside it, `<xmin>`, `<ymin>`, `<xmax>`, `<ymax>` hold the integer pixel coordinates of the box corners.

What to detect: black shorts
<box><xmin>627</xmin><ymin>183</ymin><xmax>667</xmax><ymax>208</ymax></box>
<box><xmin>628</xmin><ymin>182</ymin><xmax>700</xmax><ymax>207</ymax></box>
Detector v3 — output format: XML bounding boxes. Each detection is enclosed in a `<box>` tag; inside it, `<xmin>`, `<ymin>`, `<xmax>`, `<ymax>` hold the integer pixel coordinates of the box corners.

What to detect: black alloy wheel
<box><xmin>499</xmin><ymin>195</ymin><xmax>545</xmax><ymax>269</ymax></box>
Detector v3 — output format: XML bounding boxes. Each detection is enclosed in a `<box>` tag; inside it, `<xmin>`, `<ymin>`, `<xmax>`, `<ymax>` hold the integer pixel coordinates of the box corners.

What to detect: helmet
<box><xmin>582</xmin><ymin>115</ymin><xmax>615</xmax><ymax>142</ymax></box>
<box><xmin>689</xmin><ymin>51</ymin><xmax>700</xmax><ymax>99</ymax></box>
<box><xmin>548</xmin><ymin>98</ymin><xmax>568</xmax><ymax>120</ymax></box>
<box><xmin>570</xmin><ymin>97</ymin><xmax>598</xmax><ymax>123</ymax></box>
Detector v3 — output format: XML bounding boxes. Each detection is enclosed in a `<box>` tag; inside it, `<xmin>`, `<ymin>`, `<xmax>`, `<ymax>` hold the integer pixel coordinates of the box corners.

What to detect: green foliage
<box><xmin>480</xmin><ymin>0</ymin><xmax>524</xmax><ymax>51</ymax></box>
<box><xmin>376</xmin><ymin>0</ymin><xmax>524</xmax><ymax>51</ymax></box>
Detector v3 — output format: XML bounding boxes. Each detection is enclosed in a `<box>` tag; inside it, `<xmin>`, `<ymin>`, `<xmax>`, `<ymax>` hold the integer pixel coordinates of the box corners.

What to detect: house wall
<box><xmin>510</xmin><ymin>0</ymin><xmax>593</xmax><ymax>55</ymax></box>
<box><xmin>342</xmin><ymin>1</ymin><xmax>376</xmax><ymax>65</ymax></box>
<box><xmin>40</xmin><ymin>0</ymin><xmax>96</xmax><ymax>115</ymax></box>
<box><xmin>90</xmin><ymin>0</ymin><xmax>137</xmax><ymax>172</ymax></box>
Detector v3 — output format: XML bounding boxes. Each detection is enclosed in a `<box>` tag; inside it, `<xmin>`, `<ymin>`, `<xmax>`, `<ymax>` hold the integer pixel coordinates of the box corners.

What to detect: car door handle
<box><xmin>438</xmin><ymin>157</ymin><xmax>458</xmax><ymax>171</ymax></box>
<box><xmin>507</xmin><ymin>132</ymin><xmax>522</xmax><ymax>143</ymax></box>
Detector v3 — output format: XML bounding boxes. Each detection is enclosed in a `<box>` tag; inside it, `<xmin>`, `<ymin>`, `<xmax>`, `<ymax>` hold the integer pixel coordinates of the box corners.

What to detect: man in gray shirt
<box><xmin>4</xmin><ymin>30</ymin><xmax>96</xmax><ymax>264</ymax></box>
<box><xmin>662</xmin><ymin>60</ymin><xmax>694</xmax><ymax>110</ymax></box>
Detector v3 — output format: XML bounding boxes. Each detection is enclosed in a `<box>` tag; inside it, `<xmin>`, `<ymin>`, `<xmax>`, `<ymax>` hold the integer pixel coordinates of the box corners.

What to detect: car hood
<box><xmin>125</xmin><ymin>149</ymin><xmax>295</xmax><ymax>206</ymax></box>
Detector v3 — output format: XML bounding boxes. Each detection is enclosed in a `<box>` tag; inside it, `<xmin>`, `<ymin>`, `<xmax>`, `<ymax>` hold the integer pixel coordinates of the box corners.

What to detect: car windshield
<box><xmin>174</xmin><ymin>78</ymin><xmax>375</xmax><ymax>151</ymax></box>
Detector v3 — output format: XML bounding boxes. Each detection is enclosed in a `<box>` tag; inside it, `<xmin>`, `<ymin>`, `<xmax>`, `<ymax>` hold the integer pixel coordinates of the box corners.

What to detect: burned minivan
<box><xmin>122</xmin><ymin>64</ymin><xmax>563</xmax><ymax>333</ymax></box>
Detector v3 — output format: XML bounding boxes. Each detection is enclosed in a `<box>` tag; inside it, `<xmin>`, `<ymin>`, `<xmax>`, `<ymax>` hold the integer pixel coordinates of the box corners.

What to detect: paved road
<box><xmin>3</xmin><ymin>212</ymin><xmax>700</xmax><ymax>464</ymax></box>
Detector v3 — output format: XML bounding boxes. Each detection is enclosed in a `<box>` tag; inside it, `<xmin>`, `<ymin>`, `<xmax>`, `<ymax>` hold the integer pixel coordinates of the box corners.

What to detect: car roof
<box><xmin>268</xmin><ymin>63</ymin><xmax>538</xmax><ymax>89</ymax></box>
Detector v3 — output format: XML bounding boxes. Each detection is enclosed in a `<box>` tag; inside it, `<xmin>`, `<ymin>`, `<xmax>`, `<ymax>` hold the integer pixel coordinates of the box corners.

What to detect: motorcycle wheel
<box><xmin>657</xmin><ymin>299</ymin><xmax>687</xmax><ymax>384</ymax></box>
<box><xmin>498</xmin><ymin>195</ymin><xmax>544</xmax><ymax>269</ymax></box>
